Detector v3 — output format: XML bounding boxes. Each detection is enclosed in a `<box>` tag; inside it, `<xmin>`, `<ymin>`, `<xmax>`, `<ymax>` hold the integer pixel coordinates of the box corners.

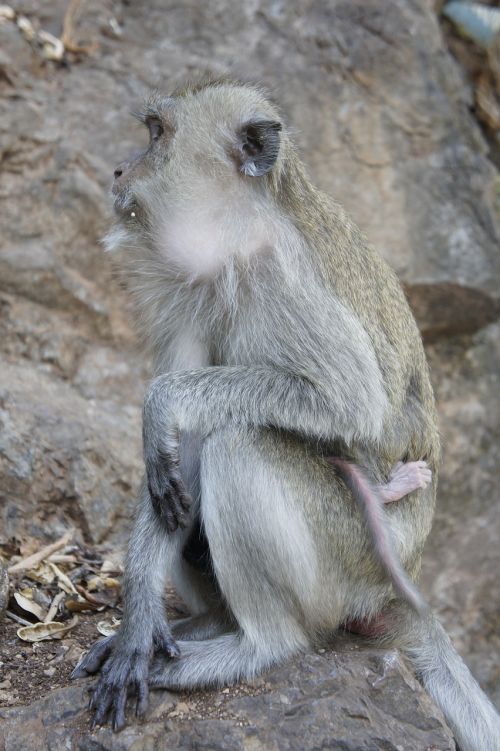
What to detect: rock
<box><xmin>404</xmin><ymin>283</ymin><xmax>500</xmax><ymax>343</ymax></box>
<box><xmin>0</xmin><ymin>560</ymin><xmax>8</xmax><ymax>621</ymax></box>
<box><xmin>0</xmin><ymin>640</ymin><xmax>456</xmax><ymax>750</ymax></box>
<box><xmin>0</xmin><ymin>357</ymin><xmax>142</xmax><ymax>544</ymax></box>
<box><xmin>422</xmin><ymin>322</ymin><xmax>500</xmax><ymax>706</ymax></box>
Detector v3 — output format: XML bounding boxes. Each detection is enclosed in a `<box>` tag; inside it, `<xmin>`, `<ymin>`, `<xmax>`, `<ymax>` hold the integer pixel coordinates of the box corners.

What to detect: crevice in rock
<box><xmin>404</xmin><ymin>282</ymin><xmax>500</xmax><ymax>342</ymax></box>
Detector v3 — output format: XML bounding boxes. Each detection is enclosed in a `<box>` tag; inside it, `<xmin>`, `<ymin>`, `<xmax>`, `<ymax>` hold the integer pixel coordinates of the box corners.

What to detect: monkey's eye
<box><xmin>147</xmin><ymin>118</ymin><xmax>164</xmax><ymax>143</ymax></box>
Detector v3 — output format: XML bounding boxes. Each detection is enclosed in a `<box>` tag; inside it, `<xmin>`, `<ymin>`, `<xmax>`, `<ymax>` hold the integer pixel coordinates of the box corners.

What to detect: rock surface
<box><xmin>0</xmin><ymin>640</ymin><xmax>456</xmax><ymax>751</ymax></box>
<box><xmin>0</xmin><ymin>0</ymin><xmax>499</xmax><ymax>745</ymax></box>
<box><xmin>423</xmin><ymin>323</ymin><xmax>500</xmax><ymax>706</ymax></box>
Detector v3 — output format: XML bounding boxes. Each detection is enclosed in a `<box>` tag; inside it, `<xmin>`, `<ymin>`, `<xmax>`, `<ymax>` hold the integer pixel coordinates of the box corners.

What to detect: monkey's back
<box><xmin>298</xmin><ymin>186</ymin><xmax>439</xmax><ymax>468</ymax></box>
<box><xmin>273</xmin><ymin>174</ymin><xmax>440</xmax><ymax>576</ymax></box>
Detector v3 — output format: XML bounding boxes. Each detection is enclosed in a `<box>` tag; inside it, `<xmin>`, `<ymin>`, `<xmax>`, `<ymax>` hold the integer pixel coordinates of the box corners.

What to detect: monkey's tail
<box><xmin>329</xmin><ymin>458</ymin><xmax>427</xmax><ymax>615</ymax></box>
<box><xmin>385</xmin><ymin>603</ymin><xmax>500</xmax><ymax>751</ymax></box>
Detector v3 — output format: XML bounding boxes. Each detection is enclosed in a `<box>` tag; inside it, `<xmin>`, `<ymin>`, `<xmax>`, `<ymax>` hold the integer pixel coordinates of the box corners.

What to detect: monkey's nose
<box><xmin>113</xmin><ymin>161</ymin><xmax>129</xmax><ymax>180</ymax></box>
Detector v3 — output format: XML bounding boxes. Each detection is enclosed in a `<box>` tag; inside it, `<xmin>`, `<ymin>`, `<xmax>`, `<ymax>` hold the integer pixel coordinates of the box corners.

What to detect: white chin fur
<box><xmin>154</xmin><ymin>191</ymin><xmax>272</xmax><ymax>280</ymax></box>
<box><xmin>102</xmin><ymin>225</ymin><xmax>131</xmax><ymax>253</ymax></box>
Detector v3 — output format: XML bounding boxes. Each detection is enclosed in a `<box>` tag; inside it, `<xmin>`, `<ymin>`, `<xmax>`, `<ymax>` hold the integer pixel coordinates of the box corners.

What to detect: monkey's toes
<box><xmin>135</xmin><ymin>680</ymin><xmax>149</xmax><ymax>717</ymax></box>
<box><xmin>155</xmin><ymin>629</ymin><xmax>181</xmax><ymax>658</ymax></box>
<box><xmin>88</xmin><ymin>650</ymin><xmax>151</xmax><ymax>731</ymax></box>
<box><xmin>72</xmin><ymin>635</ymin><xmax>116</xmax><ymax>678</ymax></box>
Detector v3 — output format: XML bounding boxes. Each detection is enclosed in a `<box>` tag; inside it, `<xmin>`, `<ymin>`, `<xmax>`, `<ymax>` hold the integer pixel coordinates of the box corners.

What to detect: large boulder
<box><xmin>0</xmin><ymin>640</ymin><xmax>456</xmax><ymax>750</ymax></box>
<box><xmin>423</xmin><ymin>323</ymin><xmax>500</xmax><ymax>706</ymax></box>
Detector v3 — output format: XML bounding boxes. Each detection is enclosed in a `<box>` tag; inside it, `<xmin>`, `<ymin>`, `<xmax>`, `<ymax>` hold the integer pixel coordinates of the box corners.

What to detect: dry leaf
<box><xmin>24</xmin><ymin>563</ymin><xmax>55</xmax><ymax>585</ymax></box>
<box><xmin>18</xmin><ymin>586</ymin><xmax>50</xmax><ymax>609</ymax></box>
<box><xmin>66</xmin><ymin>598</ymin><xmax>103</xmax><ymax>613</ymax></box>
<box><xmin>19</xmin><ymin>587</ymin><xmax>35</xmax><ymax>599</ymax></box>
<box><xmin>102</xmin><ymin>577</ymin><xmax>120</xmax><ymax>589</ymax></box>
<box><xmin>86</xmin><ymin>575</ymin><xmax>102</xmax><ymax>592</ymax></box>
<box><xmin>97</xmin><ymin>617</ymin><xmax>121</xmax><ymax>636</ymax></box>
<box><xmin>17</xmin><ymin>615</ymin><xmax>79</xmax><ymax>642</ymax></box>
<box><xmin>13</xmin><ymin>592</ymin><xmax>46</xmax><ymax>622</ymax></box>
<box><xmin>0</xmin><ymin>6</ymin><xmax>16</xmax><ymax>22</ymax></box>
<box><xmin>87</xmin><ymin>575</ymin><xmax>121</xmax><ymax>592</ymax></box>
<box><xmin>100</xmin><ymin>559</ymin><xmax>123</xmax><ymax>574</ymax></box>
<box><xmin>44</xmin><ymin>591</ymin><xmax>65</xmax><ymax>623</ymax></box>
<box><xmin>48</xmin><ymin>562</ymin><xmax>78</xmax><ymax>594</ymax></box>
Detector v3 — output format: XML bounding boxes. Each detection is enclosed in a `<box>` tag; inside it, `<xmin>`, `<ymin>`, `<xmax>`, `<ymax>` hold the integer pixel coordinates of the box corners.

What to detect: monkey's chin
<box><xmin>102</xmin><ymin>224</ymin><xmax>133</xmax><ymax>254</ymax></box>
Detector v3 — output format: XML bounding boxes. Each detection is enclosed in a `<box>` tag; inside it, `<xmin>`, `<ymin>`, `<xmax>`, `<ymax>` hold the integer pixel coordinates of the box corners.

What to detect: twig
<box><xmin>61</xmin><ymin>0</ymin><xmax>97</xmax><ymax>55</ymax></box>
<box><xmin>44</xmin><ymin>591</ymin><xmax>66</xmax><ymax>623</ymax></box>
<box><xmin>75</xmin><ymin>584</ymin><xmax>102</xmax><ymax>606</ymax></box>
<box><xmin>8</xmin><ymin>530</ymin><xmax>74</xmax><ymax>574</ymax></box>
<box><xmin>6</xmin><ymin>610</ymin><xmax>32</xmax><ymax>627</ymax></box>
<box><xmin>47</xmin><ymin>554</ymin><xmax>78</xmax><ymax>564</ymax></box>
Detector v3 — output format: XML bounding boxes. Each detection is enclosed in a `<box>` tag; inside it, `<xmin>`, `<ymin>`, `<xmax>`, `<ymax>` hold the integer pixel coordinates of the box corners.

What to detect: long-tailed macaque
<box><xmin>72</xmin><ymin>80</ymin><xmax>500</xmax><ymax>750</ymax></box>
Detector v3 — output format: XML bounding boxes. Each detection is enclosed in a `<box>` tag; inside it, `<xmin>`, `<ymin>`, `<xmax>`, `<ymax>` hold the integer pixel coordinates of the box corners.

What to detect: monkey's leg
<box><xmin>379</xmin><ymin>461</ymin><xmax>432</xmax><ymax>504</ymax></box>
<box><xmin>149</xmin><ymin>426</ymin><xmax>312</xmax><ymax>690</ymax></box>
<box><xmin>170</xmin><ymin>611</ymin><xmax>233</xmax><ymax>641</ymax></box>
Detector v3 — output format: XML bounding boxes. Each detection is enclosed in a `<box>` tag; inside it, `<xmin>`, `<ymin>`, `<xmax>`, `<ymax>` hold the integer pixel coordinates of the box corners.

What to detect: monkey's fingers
<box><xmin>150</xmin><ymin>486</ymin><xmax>188</xmax><ymax>532</ymax></box>
<box><xmin>149</xmin><ymin>483</ymin><xmax>179</xmax><ymax>532</ymax></box>
<box><xmin>168</xmin><ymin>475</ymin><xmax>192</xmax><ymax>519</ymax></box>
<box><xmin>71</xmin><ymin>635</ymin><xmax>116</xmax><ymax>678</ymax></box>
<box><xmin>148</xmin><ymin>464</ymin><xmax>192</xmax><ymax>532</ymax></box>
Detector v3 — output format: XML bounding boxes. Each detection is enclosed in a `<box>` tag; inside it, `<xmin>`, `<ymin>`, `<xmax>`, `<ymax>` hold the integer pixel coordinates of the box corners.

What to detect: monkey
<box><xmin>178</xmin><ymin>457</ymin><xmax>432</xmax><ymax>592</ymax></box>
<box><xmin>72</xmin><ymin>80</ymin><xmax>500</xmax><ymax>749</ymax></box>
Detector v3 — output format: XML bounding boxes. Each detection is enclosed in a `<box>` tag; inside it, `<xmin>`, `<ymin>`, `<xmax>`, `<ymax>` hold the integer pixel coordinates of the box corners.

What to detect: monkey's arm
<box><xmin>144</xmin><ymin>361</ymin><xmax>388</xmax><ymax>530</ymax></box>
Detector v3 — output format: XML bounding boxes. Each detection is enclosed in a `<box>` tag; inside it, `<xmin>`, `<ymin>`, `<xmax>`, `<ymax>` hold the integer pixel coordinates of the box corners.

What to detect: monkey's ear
<box><xmin>235</xmin><ymin>120</ymin><xmax>282</xmax><ymax>177</ymax></box>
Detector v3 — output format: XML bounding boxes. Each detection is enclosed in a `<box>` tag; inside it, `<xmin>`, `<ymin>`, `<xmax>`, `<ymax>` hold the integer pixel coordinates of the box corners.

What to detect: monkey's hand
<box><xmin>143</xmin><ymin>415</ymin><xmax>192</xmax><ymax>533</ymax></box>
<box><xmin>72</xmin><ymin>627</ymin><xmax>180</xmax><ymax>731</ymax></box>
<box><xmin>380</xmin><ymin>460</ymin><xmax>432</xmax><ymax>504</ymax></box>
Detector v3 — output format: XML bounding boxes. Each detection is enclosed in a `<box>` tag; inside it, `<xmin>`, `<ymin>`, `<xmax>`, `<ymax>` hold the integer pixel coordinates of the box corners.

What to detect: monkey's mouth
<box><xmin>112</xmin><ymin>189</ymin><xmax>138</xmax><ymax>219</ymax></box>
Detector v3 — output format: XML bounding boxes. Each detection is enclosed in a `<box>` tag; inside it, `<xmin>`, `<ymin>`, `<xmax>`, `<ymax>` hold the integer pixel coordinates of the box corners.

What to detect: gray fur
<box><xmin>73</xmin><ymin>80</ymin><xmax>499</xmax><ymax>749</ymax></box>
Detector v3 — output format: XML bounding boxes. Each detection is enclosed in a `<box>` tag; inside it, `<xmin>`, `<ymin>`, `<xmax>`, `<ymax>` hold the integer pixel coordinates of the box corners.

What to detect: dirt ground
<box><xmin>0</xmin><ymin>540</ymin><xmax>270</xmax><ymax>726</ymax></box>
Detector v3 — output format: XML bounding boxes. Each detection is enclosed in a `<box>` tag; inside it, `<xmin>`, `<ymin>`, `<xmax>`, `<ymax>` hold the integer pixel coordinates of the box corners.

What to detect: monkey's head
<box><xmin>105</xmin><ymin>80</ymin><xmax>286</xmax><ymax>278</ymax></box>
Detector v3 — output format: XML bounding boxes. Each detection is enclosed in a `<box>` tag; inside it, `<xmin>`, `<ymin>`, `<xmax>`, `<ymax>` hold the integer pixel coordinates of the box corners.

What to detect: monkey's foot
<box><xmin>379</xmin><ymin>460</ymin><xmax>432</xmax><ymax>504</ymax></box>
<box><xmin>71</xmin><ymin>634</ymin><xmax>116</xmax><ymax>679</ymax></box>
<box><xmin>88</xmin><ymin>646</ymin><xmax>151</xmax><ymax>731</ymax></box>
<box><xmin>72</xmin><ymin>627</ymin><xmax>180</xmax><ymax>731</ymax></box>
